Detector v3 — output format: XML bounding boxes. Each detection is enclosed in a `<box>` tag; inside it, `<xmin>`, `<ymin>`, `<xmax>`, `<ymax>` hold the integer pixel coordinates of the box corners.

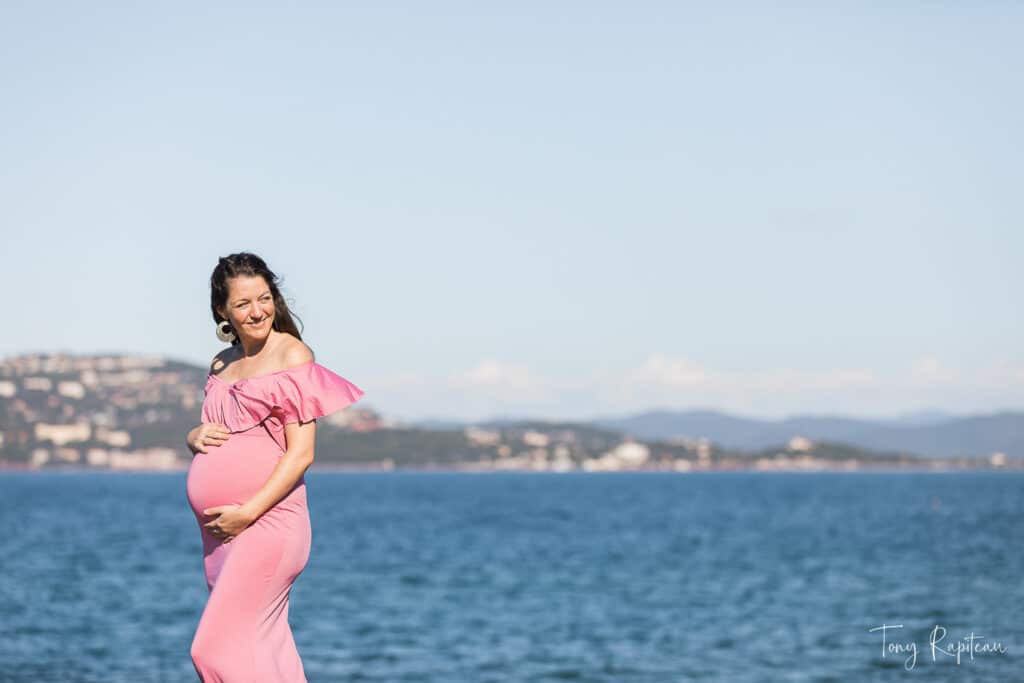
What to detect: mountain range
<box><xmin>583</xmin><ymin>409</ymin><xmax>1023</xmax><ymax>458</ymax></box>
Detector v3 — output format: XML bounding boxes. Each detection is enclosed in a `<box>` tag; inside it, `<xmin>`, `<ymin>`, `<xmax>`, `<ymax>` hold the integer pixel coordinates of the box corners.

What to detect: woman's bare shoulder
<box><xmin>210</xmin><ymin>347</ymin><xmax>238</xmax><ymax>375</ymax></box>
<box><xmin>281</xmin><ymin>337</ymin><xmax>315</xmax><ymax>367</ymax></box>
<box><xmin>205</xmin><ymin>334</ymin><xmax>312</xmax><ymax>377</ymax></box>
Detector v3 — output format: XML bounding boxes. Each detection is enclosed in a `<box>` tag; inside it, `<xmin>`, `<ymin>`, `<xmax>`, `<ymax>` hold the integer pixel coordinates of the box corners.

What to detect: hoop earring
<box><xmin>215</xmin><ymin>320</ymin><xmax>237</xmax><ymax>343</ymax></box>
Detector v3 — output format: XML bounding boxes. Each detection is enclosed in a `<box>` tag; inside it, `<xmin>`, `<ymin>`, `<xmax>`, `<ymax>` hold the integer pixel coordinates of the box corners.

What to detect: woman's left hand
<box><xmin>202</xmin><ymin>504</ymin><xmax>254</xmax><ymax>543</ymax></box>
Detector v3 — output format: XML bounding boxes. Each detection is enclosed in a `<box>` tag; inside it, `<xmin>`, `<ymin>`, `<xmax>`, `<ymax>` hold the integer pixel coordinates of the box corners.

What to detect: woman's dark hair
<box><xmin>210</xmin><ymin>252</ymin><xmax>304</xmax><ymax>345</ymax></box>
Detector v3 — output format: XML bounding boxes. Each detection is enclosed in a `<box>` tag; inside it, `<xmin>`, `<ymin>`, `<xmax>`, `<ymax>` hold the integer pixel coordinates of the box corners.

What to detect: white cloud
<box><xmin>910</xmin><ymin>355</ymin><xmax>960</xmax><ymax>384</ymax></box>
<box><xmin>359</xmin><ymin>354</ymin><xmax>1024</xmax><ymax>421</ymax></box>
<box><xmin>449</xmin><ymin>359</ymin><xmax>545</xmax><ymax>390</ymax></box>
<box><xmin>621</xmin><ymin>353</ymin><xmax>878</xmax><ymax>395</ymax></box>
<box><xmin>606</xmin><ymin>353</ymin><xmax>1024</xmax><ymax>418</ymax></box>
<box><xmin>977</xmin><ymin>359</ymin><xmax>1024</xmax><ymax>387</ymax></box>
<box><xmin>624</xmin><ymin>354</ymin><xmax>708</xmax><ymax>388</ymax></box>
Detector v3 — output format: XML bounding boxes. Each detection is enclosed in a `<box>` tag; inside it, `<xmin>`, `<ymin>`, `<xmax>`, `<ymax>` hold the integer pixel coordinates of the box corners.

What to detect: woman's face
<box><xmin>220</xmin><ymin>275</ymin><xmax>275</xmax><ymax>342</ymax></box>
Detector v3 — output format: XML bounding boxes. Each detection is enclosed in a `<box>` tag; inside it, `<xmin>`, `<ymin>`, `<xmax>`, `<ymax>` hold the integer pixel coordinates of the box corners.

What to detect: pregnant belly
<box><xmin>186</xmin><ymin>429</ymin><xmax>282</xmax><ymax>515</ymax></box>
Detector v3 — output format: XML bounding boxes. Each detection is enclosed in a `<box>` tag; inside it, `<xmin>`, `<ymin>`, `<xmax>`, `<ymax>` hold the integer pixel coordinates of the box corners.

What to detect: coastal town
<box><xmin>1</xmin><ymin>353</ymin><xmax>1018</xmax><ymax>473</ymax></box>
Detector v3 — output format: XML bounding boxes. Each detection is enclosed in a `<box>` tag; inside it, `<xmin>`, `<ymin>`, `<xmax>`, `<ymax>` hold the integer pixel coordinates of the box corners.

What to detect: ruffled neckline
<box><xmin>201</xmin><ymin>360</ymin><xmax>364</xmax><ymax>443</ymax></box>
<box><xmin>208</xmin><ymin>359</ymin><xmax>316</xmax><ymax>388</ymax></box>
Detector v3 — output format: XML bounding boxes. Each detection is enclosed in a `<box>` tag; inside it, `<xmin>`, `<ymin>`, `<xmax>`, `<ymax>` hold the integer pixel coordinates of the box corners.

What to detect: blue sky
<box><xmin>2</xmin><ymin>2</ymin><xmax>1021</xmax><ymax>422</ymax></box>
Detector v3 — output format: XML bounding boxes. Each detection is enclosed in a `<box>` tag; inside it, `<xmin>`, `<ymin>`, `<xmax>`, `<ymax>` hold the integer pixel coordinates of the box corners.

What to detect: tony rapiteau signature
<box><xmin>868</xmin><ymin>623</ymin><xmax>1007</xmax><ymax>670</ymax></box>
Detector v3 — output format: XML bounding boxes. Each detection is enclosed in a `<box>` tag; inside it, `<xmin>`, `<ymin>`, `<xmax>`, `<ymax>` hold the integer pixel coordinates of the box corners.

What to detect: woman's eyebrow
<box><xmin>233</xmin><ymin>291</ymin><xmax>272</xmax><ymax>303</ymax></box>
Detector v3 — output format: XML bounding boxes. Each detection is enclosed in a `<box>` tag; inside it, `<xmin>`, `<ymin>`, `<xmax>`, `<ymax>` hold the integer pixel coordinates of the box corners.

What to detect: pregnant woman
<box><xmin>185</xmin><ymin>252</ymin><xmax>364</xmax><ymax>681</ymax></box>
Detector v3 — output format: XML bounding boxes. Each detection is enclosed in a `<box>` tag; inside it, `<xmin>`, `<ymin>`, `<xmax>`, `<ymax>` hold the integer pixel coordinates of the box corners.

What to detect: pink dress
<box><xmin>186</xmin><ymin>360</ymin><xmax>364</xmax><ymax>682</ymax></box>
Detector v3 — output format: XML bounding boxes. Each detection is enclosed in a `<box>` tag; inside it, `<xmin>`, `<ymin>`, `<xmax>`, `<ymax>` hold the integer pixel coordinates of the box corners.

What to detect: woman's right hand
<box><xmin>188</xmin><ymin>423</ymin><xmax>231</xmax><ymax>454</ymax></box>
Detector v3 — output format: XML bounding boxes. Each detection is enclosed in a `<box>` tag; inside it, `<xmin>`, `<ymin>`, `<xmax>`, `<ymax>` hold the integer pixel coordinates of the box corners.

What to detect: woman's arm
<box><xmin>237</xmin><ymin>344</ymin><xmax>318</xmax><ymax>523</ymax></box>
<box><xmin>238</xmin><ymin>419</ymin><xmax>317</xmax><ymax>523</ymax></box>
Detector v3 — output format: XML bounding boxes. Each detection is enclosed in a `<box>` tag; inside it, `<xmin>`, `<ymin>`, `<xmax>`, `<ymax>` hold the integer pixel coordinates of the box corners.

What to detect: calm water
<box><xmin>0</xmin><ymin>471</ymin><xmax>1021</xmax><ymax>682</ymax></box>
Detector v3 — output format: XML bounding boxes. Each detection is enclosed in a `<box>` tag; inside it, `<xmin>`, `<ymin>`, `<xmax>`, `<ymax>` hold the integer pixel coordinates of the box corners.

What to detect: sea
<box><xmin>1</xmin><ymin>470</ymin><xmax>1021</xmax><ymax>682</ymax></box>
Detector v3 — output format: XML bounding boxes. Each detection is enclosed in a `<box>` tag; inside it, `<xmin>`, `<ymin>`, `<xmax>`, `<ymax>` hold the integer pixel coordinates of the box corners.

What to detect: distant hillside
<box><xmin>590</xmin><ymin>410</ymin><xmax>1024</xmax><ymax>458</ymax></box>
<box><xmin>4</xmin><ymin>352</ymin><xmax>1021</xmax><ymax>467</ymax></box>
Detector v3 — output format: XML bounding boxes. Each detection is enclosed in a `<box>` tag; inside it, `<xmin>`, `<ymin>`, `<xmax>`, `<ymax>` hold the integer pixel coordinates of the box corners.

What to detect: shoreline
<box><xmin>2</xmin><ymin>463</ymin><xmax>1022</xmax><ymax>474</ymax></box>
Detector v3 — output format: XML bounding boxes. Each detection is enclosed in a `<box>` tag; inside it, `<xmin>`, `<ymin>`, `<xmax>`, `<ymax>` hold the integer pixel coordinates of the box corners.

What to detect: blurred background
<box><xmin>1</xmin><ymin>3</ymin><xmax>1021</xmax><ymax>681</ymax></box>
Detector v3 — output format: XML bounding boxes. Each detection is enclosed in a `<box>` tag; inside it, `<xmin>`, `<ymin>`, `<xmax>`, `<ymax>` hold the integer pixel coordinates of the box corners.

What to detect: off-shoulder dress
<box><xmin>186</xmin><ymin>360</ymin><xmax>363</xmax><ymax>682</ymax></box>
